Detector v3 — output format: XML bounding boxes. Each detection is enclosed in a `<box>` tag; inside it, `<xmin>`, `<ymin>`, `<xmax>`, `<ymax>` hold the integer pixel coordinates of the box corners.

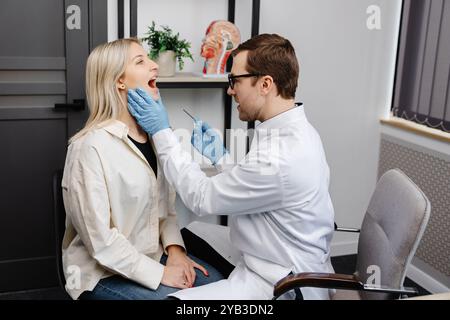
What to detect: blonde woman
<box><xmin>61</xmin><ymin>38</ymin><xmax>224</xmax><ymax>300</ymax></box>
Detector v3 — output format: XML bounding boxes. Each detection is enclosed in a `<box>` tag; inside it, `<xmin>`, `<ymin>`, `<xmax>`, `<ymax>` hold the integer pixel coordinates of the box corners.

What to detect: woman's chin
<box><xmin>151</xmin><ymin>89</ymin><xmax>160</xmax><ymax>101</ymax></box>
<box><xmin>143</xmin><ymin>87</ymin><xmax>160</xmax><ymax>101</ymax></box>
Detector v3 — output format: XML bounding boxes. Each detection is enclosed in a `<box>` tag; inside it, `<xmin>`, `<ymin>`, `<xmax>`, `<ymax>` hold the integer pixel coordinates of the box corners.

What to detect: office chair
<box><xmin>406</xmin><ymin>292</ymin><xmax>450</xmax><ymax>300</ymax></box>
<box><xmin>273</xmin><ymin>169</ymin><xmax>431</xmax><ymax>300</ymax></box>
<box><xmin>52</xmin><ymin>169</ymin><xmax>66</xmax><ymax>290</ymax></box>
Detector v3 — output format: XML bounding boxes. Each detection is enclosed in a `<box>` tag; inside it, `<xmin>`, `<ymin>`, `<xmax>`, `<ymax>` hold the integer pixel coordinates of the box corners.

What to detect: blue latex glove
<box><xmin>127</xmin><ymin>88</ymin><xmax>170</xmax><ymax>136</ymax></box>
<box><xmin>191</xmin><ymin>120</ymin><xmax>227</xmax><ymax>165</ymax></box>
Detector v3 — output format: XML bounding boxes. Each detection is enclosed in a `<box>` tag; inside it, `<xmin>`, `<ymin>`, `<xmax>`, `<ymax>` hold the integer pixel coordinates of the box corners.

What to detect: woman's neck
<box><xmin>118</xmin><ymin>110</ymin><xmax>148</xmax><ymax>143</ymax></box>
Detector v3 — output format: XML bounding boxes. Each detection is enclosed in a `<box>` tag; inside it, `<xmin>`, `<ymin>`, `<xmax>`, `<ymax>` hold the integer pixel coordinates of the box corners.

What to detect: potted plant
<box><xmin>142</xmin><ymin>21</ymin><xmax>194</xmax><ymax>77</ymax></box>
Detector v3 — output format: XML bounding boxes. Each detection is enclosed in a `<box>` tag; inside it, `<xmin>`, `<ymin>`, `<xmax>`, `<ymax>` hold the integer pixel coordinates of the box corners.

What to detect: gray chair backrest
<box><xmin>355</xmin><ymin>169</ymin><xmax>431</xmax><ymax>300</ymax></box>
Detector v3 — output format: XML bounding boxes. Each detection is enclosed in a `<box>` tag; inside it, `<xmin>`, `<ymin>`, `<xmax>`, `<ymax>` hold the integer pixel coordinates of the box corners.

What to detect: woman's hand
<box><xmin>161</xmin><ymin>264</ymin><xmax>191</xmax><ymax>289</ymax></box>
<box><xmin>164</xmin><ymin>245</ymin><xmax>208</xmax><ymax>288</ymax></box>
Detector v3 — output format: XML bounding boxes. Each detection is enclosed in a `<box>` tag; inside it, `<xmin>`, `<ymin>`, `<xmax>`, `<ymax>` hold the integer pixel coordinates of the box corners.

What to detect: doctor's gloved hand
<box><xmin>127</xmin><ymin>88</ymin><xmax>170</xmax><ymax>136</ymax></box>
<box><xmin>191</xmin><ymin>119</ymin><xmax>228</xmax><ymax>165</ymax></box>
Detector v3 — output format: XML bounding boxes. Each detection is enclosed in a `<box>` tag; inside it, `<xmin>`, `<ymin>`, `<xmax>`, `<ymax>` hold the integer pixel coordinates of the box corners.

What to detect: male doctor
<box><xmin>127</xmin><ymin>34</ymin><xmax>335</xmax><ymax>300</ymax></box>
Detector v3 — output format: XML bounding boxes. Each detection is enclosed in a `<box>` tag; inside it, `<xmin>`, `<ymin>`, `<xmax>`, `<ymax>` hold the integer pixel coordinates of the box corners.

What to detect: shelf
<box><xmin>157</xmin><ymin>72</ymin><xmax>229</xmax><ymax>89</ymax></box>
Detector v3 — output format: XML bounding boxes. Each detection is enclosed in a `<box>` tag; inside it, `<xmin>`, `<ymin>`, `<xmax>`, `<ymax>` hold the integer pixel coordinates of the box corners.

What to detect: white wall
<box><xmin>259</xmin><ymin>0</ymin><xmax>402</xmax><ymax>255</ymax></box>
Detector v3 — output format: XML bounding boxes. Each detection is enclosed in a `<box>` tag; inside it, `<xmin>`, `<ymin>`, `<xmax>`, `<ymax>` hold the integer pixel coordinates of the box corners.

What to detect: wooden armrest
<box><xmin>273</xmin><ymin>272</ymin><xmax>419</xmax><ymax>300</ymax></box>
<box><xmin>273</xmin><ymin>272</ymin><xmax>363</xmax><ymax>299</ymax></box>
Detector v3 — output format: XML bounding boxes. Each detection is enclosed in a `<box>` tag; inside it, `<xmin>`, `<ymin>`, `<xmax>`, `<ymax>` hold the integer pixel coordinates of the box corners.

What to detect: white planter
<box><xmin>156</xmin><ymin>50</ymin><xmax>176</xmax><ymax>77</ymax></box>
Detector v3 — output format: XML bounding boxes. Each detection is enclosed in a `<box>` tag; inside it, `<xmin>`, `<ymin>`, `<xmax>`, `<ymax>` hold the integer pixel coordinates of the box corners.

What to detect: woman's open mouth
<box><xmin>148</xmin><ymin>78</ymin><xmax>157</xmax><ymax>90</ymax></box>
<box><xmin>142</xmin><ymin>77</ymin><xmax>159</xmax><ymax>100</ymax></box>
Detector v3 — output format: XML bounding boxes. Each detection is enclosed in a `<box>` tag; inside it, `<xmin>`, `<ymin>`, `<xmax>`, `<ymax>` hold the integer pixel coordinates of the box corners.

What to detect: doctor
<box><xmin>127</xmin><ymin>34</ymin><xmax>335</xmax><ymax>300</ymax></box>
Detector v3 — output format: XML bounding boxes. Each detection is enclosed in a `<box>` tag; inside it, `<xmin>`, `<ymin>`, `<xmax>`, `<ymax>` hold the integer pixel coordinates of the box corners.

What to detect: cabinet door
<box><xmin>0</xmin><ymin>0</ymin><xmax>106</xmax><ymax>292</ymax></box>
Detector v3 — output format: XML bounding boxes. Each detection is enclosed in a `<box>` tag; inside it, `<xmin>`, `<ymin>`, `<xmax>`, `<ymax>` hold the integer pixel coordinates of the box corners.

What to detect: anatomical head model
<box><xmin>201</xmin><ymin>20</ymin><xmax>241</xmax><ymax>75</ymax></box>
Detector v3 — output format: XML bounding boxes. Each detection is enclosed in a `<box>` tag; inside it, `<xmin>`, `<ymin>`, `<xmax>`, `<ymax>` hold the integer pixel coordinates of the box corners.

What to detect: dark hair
<box><xmin>232</xmin><ymin>34</ymin><xmax>299</xmax><ymax>99</ymax></box>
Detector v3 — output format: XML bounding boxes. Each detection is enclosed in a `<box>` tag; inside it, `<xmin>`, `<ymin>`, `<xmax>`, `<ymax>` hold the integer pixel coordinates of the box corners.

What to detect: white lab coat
<box><xmin>152</xmin><ymin>105</ymin><xmax>335</xmax><ymax>300</ymax></box>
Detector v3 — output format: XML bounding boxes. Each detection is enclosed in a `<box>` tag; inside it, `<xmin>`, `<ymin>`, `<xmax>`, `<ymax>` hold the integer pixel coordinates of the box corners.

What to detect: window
<box><xmin>393</xmin><ymin>0</ymin><xmax>450</xmax><ymax>133</ymax></box>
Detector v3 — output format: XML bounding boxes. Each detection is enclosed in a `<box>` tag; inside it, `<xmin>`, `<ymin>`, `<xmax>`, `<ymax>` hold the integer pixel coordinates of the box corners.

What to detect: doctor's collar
<box><xmin>257</xmin><ymin>102</ymin><xmax>304</xmax><ymax>126</ymax></box>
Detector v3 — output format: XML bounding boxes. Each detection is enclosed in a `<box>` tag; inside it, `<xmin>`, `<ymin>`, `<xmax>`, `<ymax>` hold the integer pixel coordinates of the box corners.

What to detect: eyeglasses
<box><xmin>228</xmin><ymin>73</ymin><xmax>261</xmax><ymax>89</ymax></box>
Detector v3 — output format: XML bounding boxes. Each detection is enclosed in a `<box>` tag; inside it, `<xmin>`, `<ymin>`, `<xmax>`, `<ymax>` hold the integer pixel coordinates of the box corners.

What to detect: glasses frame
<box><xmin>227</xmin><ymin>73</ymin><xmax>261</xmax><ymax>89</ymax></box>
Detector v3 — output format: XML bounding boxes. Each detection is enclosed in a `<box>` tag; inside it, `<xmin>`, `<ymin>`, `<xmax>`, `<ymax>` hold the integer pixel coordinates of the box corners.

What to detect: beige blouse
<box><xmin>61</xmin><ymin>120</ymin><xmax>184</xmax><ymax>299</ymax></box>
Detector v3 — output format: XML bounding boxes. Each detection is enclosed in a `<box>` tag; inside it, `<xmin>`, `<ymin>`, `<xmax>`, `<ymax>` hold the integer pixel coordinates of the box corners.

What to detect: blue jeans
<box><xmin>79</xmin><ymin>253</ymin><xmax>224</xmax><ymax>300</ymax></box>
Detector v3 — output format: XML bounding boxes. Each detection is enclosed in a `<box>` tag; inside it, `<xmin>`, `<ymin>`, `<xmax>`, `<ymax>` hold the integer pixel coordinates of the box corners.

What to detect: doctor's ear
<box><xmin>260</xmin><ymin>76</ymin><xmax>274</xmax><ymax>95</ymax></box>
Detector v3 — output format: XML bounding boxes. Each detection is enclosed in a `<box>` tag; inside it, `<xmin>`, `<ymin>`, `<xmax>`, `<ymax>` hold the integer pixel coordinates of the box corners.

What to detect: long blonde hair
<box><xmin>69</xmin><ymin>38</ymin><xmax>141</xmax><ymax>143</ymax></box>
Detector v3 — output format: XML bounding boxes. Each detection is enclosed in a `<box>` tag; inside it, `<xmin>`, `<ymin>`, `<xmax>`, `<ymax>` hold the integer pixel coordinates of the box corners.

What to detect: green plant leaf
<box><xmin>142</xmin><ymin>21</ymin><xmax>194</xmax><ymax>70</ymax></box>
